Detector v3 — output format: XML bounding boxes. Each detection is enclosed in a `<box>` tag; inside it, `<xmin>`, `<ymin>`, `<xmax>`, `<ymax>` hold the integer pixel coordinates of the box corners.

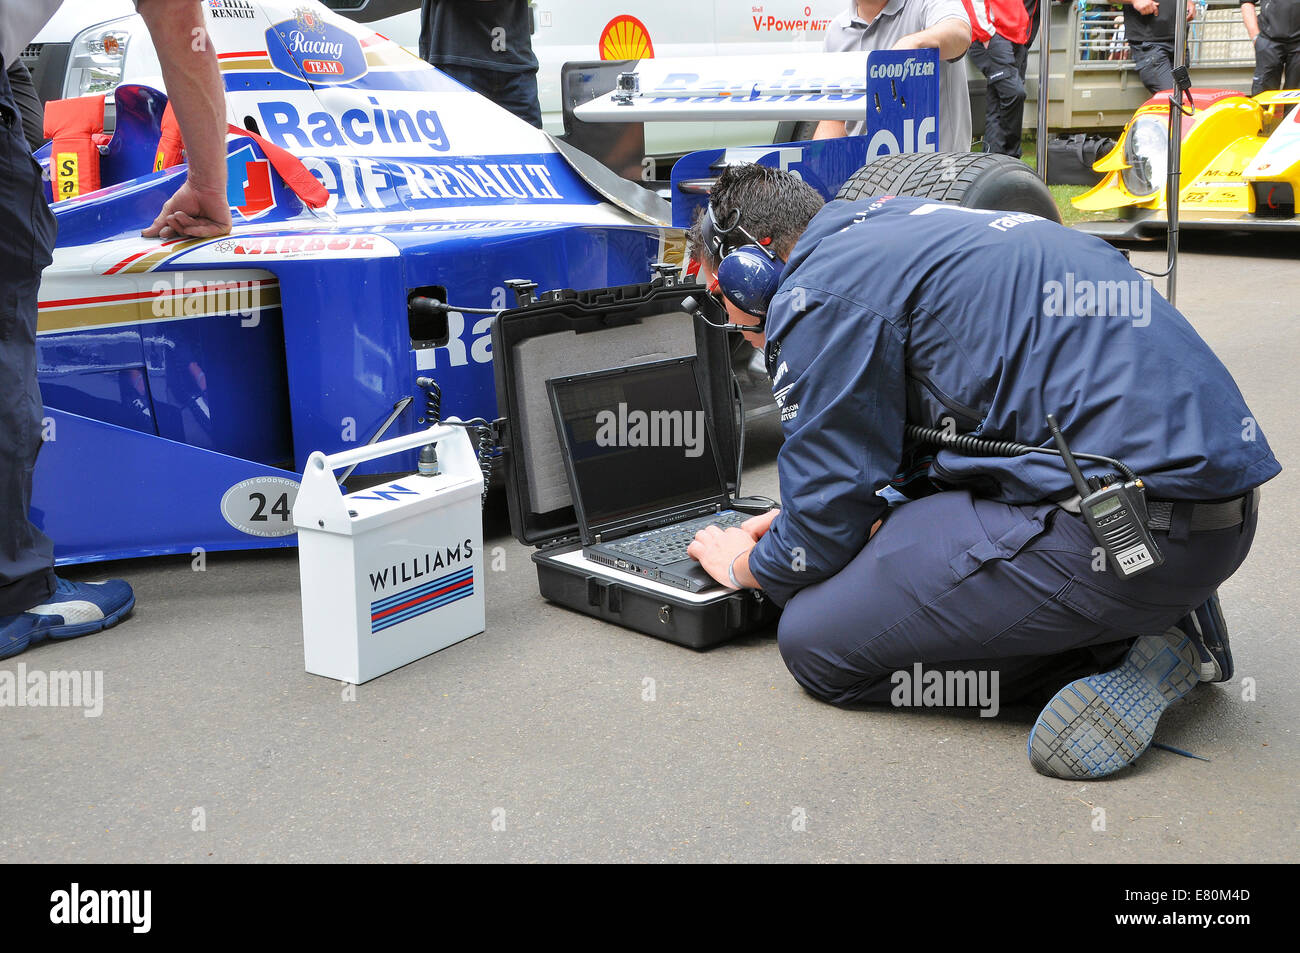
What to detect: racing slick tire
<box><xmin>835</xmin><ymin>152</ymin><xmax>1062</xmax><ymax>224</ymax></box>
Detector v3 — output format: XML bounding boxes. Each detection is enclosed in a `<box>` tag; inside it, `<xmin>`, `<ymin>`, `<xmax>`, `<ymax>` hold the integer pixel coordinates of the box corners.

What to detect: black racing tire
<box><xmin>834</xmin><ymin>152</ymin><xmax>1062</xmax><ymax>224</ymax></box>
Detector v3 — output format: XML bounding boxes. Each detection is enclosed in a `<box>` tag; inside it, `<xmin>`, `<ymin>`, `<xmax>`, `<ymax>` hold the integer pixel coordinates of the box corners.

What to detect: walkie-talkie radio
<box><xmin>904</xmin><ymin>415</ymin><xmax>1165</xmax><ymax>579</ymax></box>
<box><xmin>1045</xmin><ymin>415</ymin><xmax>1164</xmax><ymax>579</ymax></box>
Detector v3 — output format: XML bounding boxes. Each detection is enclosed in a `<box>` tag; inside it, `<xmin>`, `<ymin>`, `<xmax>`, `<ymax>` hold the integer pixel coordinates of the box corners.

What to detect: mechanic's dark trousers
<box><xmin>1252</xmin><ymin>33</ymin><xmax>1300</xmax><ymax>95</ymax></box>
<box><xmin>435</xmin><ymin>63</ymin><xmax>543</xmax><ymax>128</ymax></box>
<box><xmin>5</xmin><ymin>62</ymin><xmax>43</xmax><ymax>152</ymax></box>
<box><xmin>970</xmin><ymin>36</ymin><xmax>1028</xmax><ymax>157</ymax></box>
<box><xmin>1130</xmin><ymin>40</ymin><xmax>1177</xmax><ymax>95</ymax></box>
<box><xmin>0</xmin><ymin>62</ymin><xmax>58</xmax><ymax>616</ymax></box>
<box><xmin>777</xmin><ymin>489</ymin><xmax>1259</xmax><ymax>707</ymax></box>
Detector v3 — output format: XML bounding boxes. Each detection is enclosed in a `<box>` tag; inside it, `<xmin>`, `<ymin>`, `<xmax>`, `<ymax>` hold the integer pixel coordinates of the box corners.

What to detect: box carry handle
<box><xmin>294</xmin><ymin>422</ymin><xmax>478</xmax><ymax>531</ymax></box>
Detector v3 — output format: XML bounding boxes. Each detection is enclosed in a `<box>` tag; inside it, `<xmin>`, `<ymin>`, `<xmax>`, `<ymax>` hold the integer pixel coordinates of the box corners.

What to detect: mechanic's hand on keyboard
<box><xmin>741</xmin><ymin>508</ymin><xmax>780</xmax><ymax>541</ymax></box>
<box><xmin>686</xmin><ymin>526</ymin><xmax>756</xmax><ymax>589</ymax></box>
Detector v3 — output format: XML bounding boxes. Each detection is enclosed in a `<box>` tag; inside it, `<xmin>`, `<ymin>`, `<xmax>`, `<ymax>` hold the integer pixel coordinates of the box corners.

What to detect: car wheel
<box><xmin>835</xmin><ymin>152</ymin><xmax>1062</xmax><ymax>224</ymax></box>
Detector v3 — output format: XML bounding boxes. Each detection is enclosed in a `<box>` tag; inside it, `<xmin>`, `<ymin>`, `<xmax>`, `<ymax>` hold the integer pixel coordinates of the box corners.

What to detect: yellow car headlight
<box><xmin>1122</xmin><ymin>116</ymin><xmax>1169</xmax><ymax>199</ymax></box>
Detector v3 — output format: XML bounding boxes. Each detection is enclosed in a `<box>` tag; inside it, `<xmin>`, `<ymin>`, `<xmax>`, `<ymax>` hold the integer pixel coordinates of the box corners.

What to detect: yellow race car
<box><xmin>1074</xmin><ymin>87</ymin><xmax>1300</xmax><ymax>237</ymax></box>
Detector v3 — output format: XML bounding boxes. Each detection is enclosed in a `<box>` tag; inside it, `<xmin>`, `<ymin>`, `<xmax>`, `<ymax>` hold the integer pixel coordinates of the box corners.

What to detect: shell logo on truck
<box><xmin>599</xmin><ymin>15</ymin><xmax>654</xmax><ymax>60</ymax></box>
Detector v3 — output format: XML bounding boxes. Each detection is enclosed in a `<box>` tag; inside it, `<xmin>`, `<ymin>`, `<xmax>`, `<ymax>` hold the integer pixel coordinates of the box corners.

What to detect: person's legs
<box><xmin>779</xmin><ymin>491</ymin><xmax>1119</xmax><ymax>706</ymax></box>
<box><xmin>0</xmin><ymin>66</ymin><xmax>136</xmax><ymax>660</ymax></box>
<box><xmin>1251</xmin><ymin>34</ymin><xmax>1284</xmax><ymax>95</ymax></box>
<box><xmin>1131</xmin><ymin>41</ymin><xmax>1176</xmax><ymax>94</ymax></box>
<box><xmin>434</xmin><ymin>63</ymin><xmax>542</xmax><ymax>127</ymax></box>
<box><xmin>968</xmin><ymin>40</ymin><xmax>996</xmax><ymax>152</ymax></box>
<box><xmin>1279</xmin><ymin>38</ymin><xmax>1300</xmax><ymax>92</ymax></box>
<box><xmin>493</xmin><ymin>69</ymin><xmax>543</xmax><ymax>128</ymax></box>
<box><xmin>978</xmin><ymin>35</ymin><xmax>1027</xmax><ymax>156</ymax></box>
<box><xmin>0</xmin><ymin>67</ymin><xmax>58</xmax><ymax>618</ymax></box>
<box><xmin>777</xmin><ymin>489</ymin><xmax>1257</xmax><ymax>710</ymax></box>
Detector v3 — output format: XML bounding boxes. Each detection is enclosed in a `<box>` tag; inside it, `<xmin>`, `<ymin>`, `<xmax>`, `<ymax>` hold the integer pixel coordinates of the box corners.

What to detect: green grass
<box><xmin>1017</xmin><ymin>134</ymin><xmax>1119</xmax><ymax>226</ymax></box>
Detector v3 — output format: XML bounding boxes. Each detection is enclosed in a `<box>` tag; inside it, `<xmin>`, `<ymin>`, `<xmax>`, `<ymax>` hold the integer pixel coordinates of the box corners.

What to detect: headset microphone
<box><xmin>681</xmin><ymin>293</ymin><xmax>765</xmax><ymax>334</ymax></box>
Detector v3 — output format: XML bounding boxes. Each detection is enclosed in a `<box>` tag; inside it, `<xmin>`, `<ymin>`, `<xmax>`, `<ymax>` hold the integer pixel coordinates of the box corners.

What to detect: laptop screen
<box><xmin>548</xmin><ymin>358</ymin><xmax>729</xmax><ymax>535</ymax></box>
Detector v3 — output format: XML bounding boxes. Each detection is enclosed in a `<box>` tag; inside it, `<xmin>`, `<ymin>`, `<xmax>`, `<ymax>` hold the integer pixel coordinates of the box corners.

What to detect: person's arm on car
<box><xmin>136</xmin><ymin>0</ymin><xmax>231</xmax><ymax>239</ymax></box>
<box><xmin>893</xmin><ymin>17</ymin><xmax>972</xmax><ymax>61</ymax></box>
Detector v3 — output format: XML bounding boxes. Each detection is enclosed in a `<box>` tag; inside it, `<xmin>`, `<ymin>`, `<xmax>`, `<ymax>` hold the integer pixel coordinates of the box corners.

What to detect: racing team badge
<box><xmin>266</xmin><ymin>10</ymin><xmax>367</xmax><ymax>84</ymax></box>
<box><xmin>294</xmin><ymin>6</ymin><xmax>324</xmax><ymax>33</ymax></box>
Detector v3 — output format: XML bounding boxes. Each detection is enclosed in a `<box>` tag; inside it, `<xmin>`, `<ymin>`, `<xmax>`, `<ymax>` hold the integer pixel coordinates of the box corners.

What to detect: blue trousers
<box><xmin>777</xmin><ymin>490</ymin><xmax>1259</xmax><ymax>706</ymax></box>
<box><xmin>0</xmin><ymin>63</ymin><xmax>57</xmax><ymax>615</ymax></box>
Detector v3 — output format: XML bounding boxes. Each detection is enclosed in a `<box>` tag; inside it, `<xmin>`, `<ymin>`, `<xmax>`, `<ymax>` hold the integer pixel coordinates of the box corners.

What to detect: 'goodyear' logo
<box><xmin>868</xmin><ymin>57</ymin><xmax>936</xmax><ymax>80</ymax></box>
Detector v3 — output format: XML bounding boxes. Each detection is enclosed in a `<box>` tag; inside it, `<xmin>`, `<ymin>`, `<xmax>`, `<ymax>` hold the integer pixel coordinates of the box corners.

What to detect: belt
<box><xmin>1145</xmin><ymin>489</ymin><xmax>1256</xmax><ymax>532</ymax></box>
<box><xmin>1056</xmin><ymin>488</ymin><xmax>1256</xmax><ymax>532</ymax></box>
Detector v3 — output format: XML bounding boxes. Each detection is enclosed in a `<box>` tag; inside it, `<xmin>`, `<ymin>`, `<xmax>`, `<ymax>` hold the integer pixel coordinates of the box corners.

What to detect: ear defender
<box><xmin>697</xmin><ymin>203</ymin><xmax>786</xmax><ymax>328</ymax></box>
<box><xmin>716</xmin><ymin>245</ymin><xmax>785</xmax><ymax>319</ymax></box>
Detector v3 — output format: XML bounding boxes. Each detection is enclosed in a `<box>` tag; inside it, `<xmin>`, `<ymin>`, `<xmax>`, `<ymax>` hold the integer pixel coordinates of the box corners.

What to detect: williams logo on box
<box><xmin>368</xmin><ymin>541</ymin><xmax>475</xmax><ymax>634</ymax></box>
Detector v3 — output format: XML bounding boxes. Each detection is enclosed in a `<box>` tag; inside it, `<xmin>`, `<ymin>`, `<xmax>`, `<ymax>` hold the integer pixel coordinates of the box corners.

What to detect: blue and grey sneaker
<box><xmin>1175</xmin><ymin>591</ymin><xmax>1233</xmax><ymax>683</ymax></box>
<box><xmin>1028</xmin><ymin>627</ymin><xmax>1200</xmax><ymax>779</ymax></box>
<box><xmin>0</xmin><ymin>577</ymin><xmax>135</xmax><ymax>660</ymax></box>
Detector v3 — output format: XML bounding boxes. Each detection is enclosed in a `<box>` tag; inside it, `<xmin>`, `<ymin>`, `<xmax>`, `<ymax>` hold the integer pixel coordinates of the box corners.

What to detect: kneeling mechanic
<box><xmin>684</xmin><ymin>164</ymin><xmax>1280</xmax><ymax>779</ymax></box>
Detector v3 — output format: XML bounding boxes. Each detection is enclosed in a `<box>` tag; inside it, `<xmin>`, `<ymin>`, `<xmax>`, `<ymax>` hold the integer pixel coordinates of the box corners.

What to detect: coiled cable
<box><xmin>905</xmin><ymin>424</ymin><xmax>1137</xmax><ymax>482</ymax></box>
<box><xmin>416</xmin><ymin>376</ymin><xmax>494</xmax><ymax>503</ymax></box>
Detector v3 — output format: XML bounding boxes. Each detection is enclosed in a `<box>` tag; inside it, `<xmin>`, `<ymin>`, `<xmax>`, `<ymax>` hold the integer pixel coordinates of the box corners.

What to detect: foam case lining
<box><xmin>490</xmin><ymin>276</ymin><xmax>780</xmax><ymax>649</ymax></box>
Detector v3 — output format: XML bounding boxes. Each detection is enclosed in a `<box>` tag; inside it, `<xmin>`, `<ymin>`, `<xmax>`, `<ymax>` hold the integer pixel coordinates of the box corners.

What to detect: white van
<box><xmin>23</xmin><ymin>0</ymin><xmax>843</xmax><ymax>155</ymax></box>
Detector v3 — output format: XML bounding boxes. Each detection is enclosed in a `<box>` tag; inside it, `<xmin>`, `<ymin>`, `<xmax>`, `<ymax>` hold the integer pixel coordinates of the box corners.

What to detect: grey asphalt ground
<box><xmin>2</xmin><ymin>231</ymin><xmax>1296</xmax><ymax>864</ymax></box>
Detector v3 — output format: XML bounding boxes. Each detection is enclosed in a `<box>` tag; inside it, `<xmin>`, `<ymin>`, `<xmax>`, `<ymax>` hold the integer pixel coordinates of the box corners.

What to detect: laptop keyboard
<box><xmin>605</xmin><ymin>510</ymin><xmax>747</xmax><ymax>565</ymax></box>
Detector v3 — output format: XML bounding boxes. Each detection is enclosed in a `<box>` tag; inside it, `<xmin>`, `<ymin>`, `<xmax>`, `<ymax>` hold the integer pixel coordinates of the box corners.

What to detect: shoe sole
<box><xmin>0</xmin><ymin>595</ymin><xmax>135</xmax><ymax>660</ymax></box>
<box><xmin>1028</xmin><ymin>630</ymin><xmax>1200</xmax><ymax>779</ymax></box>
<box><xmin>1198</xmin><ymin>594</ymin><xmax>1233</xmax><ymax>683</ymax></box>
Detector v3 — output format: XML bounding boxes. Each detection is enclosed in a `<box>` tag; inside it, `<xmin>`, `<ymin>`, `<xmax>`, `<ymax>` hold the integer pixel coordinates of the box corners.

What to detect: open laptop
<box><xmin>546</xmin><ymin>357</ymin><xmax>747</xmax><ymax>592</ymax></box>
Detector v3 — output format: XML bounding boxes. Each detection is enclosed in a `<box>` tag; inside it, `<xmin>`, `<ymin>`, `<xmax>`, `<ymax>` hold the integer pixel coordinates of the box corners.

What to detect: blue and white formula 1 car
<box><xmin>32</xmin><ymin>0</ymin><xmax>1041</xmax><ymax>565</ymax></box>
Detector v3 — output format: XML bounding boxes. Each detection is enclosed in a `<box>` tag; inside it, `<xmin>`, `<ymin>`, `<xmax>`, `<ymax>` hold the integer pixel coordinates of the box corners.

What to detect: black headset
<box><xmin>684</xmin><ymin>203</ymin><xmax>786</xmax><ymax>334</ymax></box>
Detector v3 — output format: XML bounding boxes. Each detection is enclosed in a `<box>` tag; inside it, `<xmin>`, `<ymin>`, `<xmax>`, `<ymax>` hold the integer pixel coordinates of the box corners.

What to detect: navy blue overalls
<box><xmin>746</xmin><ymin>196</ymin><xmax>1279</xmax><ymax>704</ymax></box>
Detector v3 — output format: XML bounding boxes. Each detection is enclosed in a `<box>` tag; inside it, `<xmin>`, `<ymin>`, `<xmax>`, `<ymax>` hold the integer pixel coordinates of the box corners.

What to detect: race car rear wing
<box><xmin>573</xmin><ymin>49</ymin><xmax>938</xmax><ymax>125</ymax></box>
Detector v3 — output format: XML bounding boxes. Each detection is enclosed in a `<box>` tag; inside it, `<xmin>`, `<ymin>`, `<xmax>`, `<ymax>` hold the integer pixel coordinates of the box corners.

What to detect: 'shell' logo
<box><xmin>600</xmin><ymin>15</ymin><xmax>654</xmax><ymax>60</ymax></box>
<box><xmin>225</xmin><ymin>144</ymin><xmax>275</xmax><ymax>219</ymax></box>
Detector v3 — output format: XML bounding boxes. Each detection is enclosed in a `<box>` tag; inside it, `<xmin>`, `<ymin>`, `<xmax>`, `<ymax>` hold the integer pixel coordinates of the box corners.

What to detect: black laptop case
<box><xmin>490</xmin><ymin>276</ymin><xmax>781</xmax><ymax>650</ymax></box>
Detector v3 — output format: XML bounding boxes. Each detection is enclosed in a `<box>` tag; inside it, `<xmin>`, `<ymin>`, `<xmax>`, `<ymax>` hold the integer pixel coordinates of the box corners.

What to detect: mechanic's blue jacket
<box><xmin>747</xmin><ymin>196</ymin><xmax>1281</xmax><ymax>606</ymax></box>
